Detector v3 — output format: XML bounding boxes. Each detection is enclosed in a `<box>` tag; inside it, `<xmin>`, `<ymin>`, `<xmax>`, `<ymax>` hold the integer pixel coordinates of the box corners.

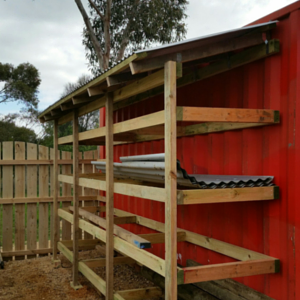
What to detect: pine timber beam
<box><xmin>52</xmin><ymin>119</ymin><xmax>59</xmax><ymax>261</ymax></box>
<box><xmin>58</xmin><ymin>174</ymin><xmax>166</xmax><ymax>202</ymax></box>
<box><xmin>129</xmin><ymin>32</ymin><xmax>268</xmax><ymax>74</ymax></box>
<box><xmin>58</xmin><ymin>209</ymin><xmax>185</xmax><ymax>283</ymax></box>
<box><xmin>0</xmin><ymin>195</ymin><xmax>98</xmax><ymax>205</ymax></box>
<box><xmin>114</xmin><ymin>40</ymin><xmax>280</xmax><ymax>112</ymax></box>
<box><xmin>138</xmin><ymin>232</ymin><xmax>186</xmax><ymax>244</ymax></box>
<box><xmin>71</xmin><ymin>109</ymin><xmax>81</xmax><ymax>290</ymax></box>
<box><xmin>83</xmin><ymin>257</ymin><xmax>136</xmax><ymax>268</ymax></box>
<box><xmin>58</xmin><ymin>174</ymin><xmax>278</xmax><ymax>204</ymax></box>
<box><xmin>61</xmin><ymin>239</ymin><xmax>103</xmax><ymax>251</ymax></box>
<box><xmin>106</xmin><ymin>72</ymin><xmax>147</xmax><ymax>87</ymax></box>
<box><xmin>182</xmin><ymin>259</ymin><xmax>279</xmax><ymax>284</ymax></box>
<box><xmin>57</xmin><ymin>107</ymin><xmax>279</xmax><ymax>145</ymax></box>
<box><xmin>115</xmin><ymin>287</ymin><xmax>163</xmax><ymax>300</ymax></box>
<box><xmin>57</xmin><ymin>64</ymin><xmax>182</xmax><ymax>125</ymax></box>
<box><xmin>0</xmin><ymin>159</ymin><xmax>93</xmax><ymax>165</ymax></box>
<box><xmin>164</xmin><ymin>60</ymin><xmax>178</xmax><ymax>299</ymax></box>
<box><xmin>113</xmin><ymin>207</ymin><xmax>274</xmax><ymax>261</ymax></box>
<box><xmin>177</xmin><ymin>186</ymin><xmax>279</xmax><ymax>205</ymax></box>
<box><xmin>68</xmin><ymin>206</ymin><xmax>151</xmax><ymax>249</ymax></box>
<box><xmin>105</xmin><ymin>91</ymin><xmax>114</xmax><ymax>300</ymax></box>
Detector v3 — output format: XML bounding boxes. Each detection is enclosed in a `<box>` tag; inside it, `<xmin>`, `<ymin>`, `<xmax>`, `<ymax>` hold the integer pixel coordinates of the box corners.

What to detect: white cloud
<box><xmin>0</xmin><ymin>0</ymin><xmax>297</xmax><ymax>115</ymax></box>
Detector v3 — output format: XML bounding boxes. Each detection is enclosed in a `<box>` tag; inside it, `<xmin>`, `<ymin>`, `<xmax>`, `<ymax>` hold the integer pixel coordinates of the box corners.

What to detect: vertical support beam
<box><xmin>106</xmin><ymin>92</ymin><xmax>114</xmax><ymax>300</ymax></box>
<box><xmin>164</xmin><ymin>61</ymin><xmax>177</xmax><ymax>299</ymax></box>
<box><xmin>53</xmin><ymin>119</ymin><xmax>59</xmax><ymax>261</ymax></box>
<box><xmin>71</xmin><ymin>109</ymin><xmax>82</xmax><ymax>290</ymax></box>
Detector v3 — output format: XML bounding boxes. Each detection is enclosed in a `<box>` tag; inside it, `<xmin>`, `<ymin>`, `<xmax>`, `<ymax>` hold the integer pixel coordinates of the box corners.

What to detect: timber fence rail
<box><xmin>0</xmin><ymin>141</ymin><xmax>98</xmax><ymax>260</ymax></box>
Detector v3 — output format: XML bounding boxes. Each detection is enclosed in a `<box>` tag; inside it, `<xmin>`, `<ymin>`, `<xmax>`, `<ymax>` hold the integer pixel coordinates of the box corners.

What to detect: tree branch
<box><xmin>103</xmin><ymin>0</ymin><xmax>112</xmax><ymax>69</ymax></box>
<box><xmin>74</xmin><ymin>0</ymin><xmax>105</xmax><ymax>70</ymax></box>
<box><xmin>88</xmin><ymin>0</ymin><xmax>104</xmax><ymax>21</ymax></box>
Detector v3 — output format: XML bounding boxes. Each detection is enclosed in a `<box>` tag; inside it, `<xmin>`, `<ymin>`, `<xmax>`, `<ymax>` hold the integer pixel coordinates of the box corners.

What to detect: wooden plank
<box><xmin>183</xmin><ymin>259</ymin><xmax>280</xmax><ymax>284</ymax></box>
<box><xmin>138</xmin><ymin>232</ymin><xmax>186</xmax><ymax>244</ymax></box>
<box><xmin>177</xmin><ymin>107</ymin><xmax>280</xmax><ymax>123</ymax></box>
<box><xmin>1</xmin><ymin>248</ymin><xmax>52</xmax><ymax>257</ymax></box>
<box><xmin>2</xmin><ymin>142</ymin><xmax>13</xmax><ymax>260</ymax></box>
<box><xmin>177</xmin><ymin>186</ymin><xmax>279</xmax><ymax>205</ymax></box>
<box><xmin>116</xmin><ymin>287</ymin><xmax>162</xmax><ymax>300</ymax></box>
<box><xmin>61</xmin><ymin>151</ymin><xmax>72</xmax><ymax>241</ymax></box>
<box><xmin>52</xmin><ymin>119</ymin><xmax>59</xmax><ymax>260</ymax></box>
<box><xmin>83</xmin><ymin>150</ymin><xmax>95</xmax><ymax>240</ymax></box>
<box><xmin>26</xmin><ymin>143</ymin><xmax>38</xmax><ymax>259</ymax></box>
<box><xmin>57</xmin><ymin>175</ymin><xmax>166</xmax><ymax>202</ymax></box>
<box><xmin>164</xmin><ymin>61</ymin><xmax>178</xmax><ymax>300</ymax></box>
<box><xmin>83</xmin><ymin>256</ymin><xmax>136</xmax><ymax>268</ymax></box>
<box><xmin>61</xmin><ymin>238</ymin><xmax>102</xmax><ymax>250</ymax></box>
<box><xmin>186</xmin><ymin>259</ymin><xmax>276</xmax><ymax>300</ymax></box>
<box><xmin>0</xmin><ymin>159</ymin><xmax>92</xmax><ymax>165</ymax></box>
<box><xmin>112</xmin><ymin>216</ymin><xmax>136</xmax><ymax>225</ymax></box>
<box><xmin>129</xmin><ymin>32</ymin><xmax>268</xmax><ymax>74</ymax></box>
<box><xmin>114</xmin><ymin>208</ymin><xmax>272</xmax><ymax>261</ymax></box>
<box><xmin>0</xmin><ymin>195</ymin><xmax>98</xmax><ymax>204</ymax></box>
<box><xmin>38</xmin><ymin>145</ymin><xmax>49</xmax><ymax>255</ymax></box>
<box><xmin>106</xmin><ymin>92</ymin><xmax>114</xmax><ymax>300</ymax></box>
<box><xmin>87</xmin><ymin>86</ymin><xmax>105</xmax><ymax>97</ymax></box>
<box><xmin>69</xmin><ymin>207</ymin><xmax>151</xmax><ymax>249</ymax></box>
<box><xmin>72</xmin><ymin>109</ymin><xmax>80</xmax><ymax>287</ymax></box>
<box><xmin>14</xmin><ymin>142</ymin><xmax>26</xmax><ymax>260</ymax></box>
<box><xmin>106</xmin><ymin>72</ymin><xmax>146</xmax><ymax>87</ymax></box>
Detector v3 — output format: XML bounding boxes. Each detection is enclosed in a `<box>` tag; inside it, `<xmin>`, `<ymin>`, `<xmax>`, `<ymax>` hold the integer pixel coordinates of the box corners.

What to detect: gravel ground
<box><xmin>0</xmin><ymin>249</ymin><xmax>161</xmax><ymax>300</ymax></box>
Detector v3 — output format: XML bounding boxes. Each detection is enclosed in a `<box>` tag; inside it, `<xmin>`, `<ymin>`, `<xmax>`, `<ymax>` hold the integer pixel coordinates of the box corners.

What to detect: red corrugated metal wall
<box><xmin>100</xmin><ymin>3</ymin><xmax>300</xmax><ymax>299</ymax></box>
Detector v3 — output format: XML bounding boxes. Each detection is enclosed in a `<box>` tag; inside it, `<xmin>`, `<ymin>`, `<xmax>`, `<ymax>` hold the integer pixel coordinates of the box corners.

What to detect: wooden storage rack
<box><xmin>39</xmin><ymin>24</ymin><xmax>281</xmax><ymax>300</ymax></box>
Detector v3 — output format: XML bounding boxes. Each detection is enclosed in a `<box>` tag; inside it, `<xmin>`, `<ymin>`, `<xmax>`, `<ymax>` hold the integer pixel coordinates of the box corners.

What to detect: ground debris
<box><xmin>0</xmin><ymin>249</ymin><xmax>161</xmax><ymax>300</ymax></box>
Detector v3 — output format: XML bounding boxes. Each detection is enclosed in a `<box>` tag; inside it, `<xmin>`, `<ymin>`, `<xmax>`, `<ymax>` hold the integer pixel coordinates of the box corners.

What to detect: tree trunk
<box><xmin>74</xmin><ymin>0</ymin><xmax>106</xmax><ymax>71</ymax></box>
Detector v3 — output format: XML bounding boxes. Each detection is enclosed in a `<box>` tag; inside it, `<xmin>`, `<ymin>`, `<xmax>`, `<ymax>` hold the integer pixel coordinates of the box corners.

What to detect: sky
<box><xmin>0</xmin><ymin>0</ymin><xmax>297</xmax><ymax>119</ymax></box>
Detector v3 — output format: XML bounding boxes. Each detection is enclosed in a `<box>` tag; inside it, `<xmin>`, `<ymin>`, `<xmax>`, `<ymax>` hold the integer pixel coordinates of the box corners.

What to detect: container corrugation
<box><xmin>99</xmin><ymin>4</ymin><xmax>300</xmax><ymax>299</ymax></box>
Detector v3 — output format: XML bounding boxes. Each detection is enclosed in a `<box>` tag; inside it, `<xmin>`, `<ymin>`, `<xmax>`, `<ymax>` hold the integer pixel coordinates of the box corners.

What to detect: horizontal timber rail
<box><xmin>0</xmin><ymin>195</ymin><xmax>98</xmax><ymax>205</ymax></box>
<box><xmin>68</xmin><ymin>206</ymin><xmax>151</xmax><ymax>249</ymax></box>
<box><xmin>58</xmin><ymin>207</ymin><xmax>279</xmax><ymax>285</ymax></box>
<box><xmin>0</xmin><ymin>159</ymin><xmax>93</xmax><ymax>165</ymax></box>
<box><xmin>58</xmin><ymin>173</ymin><xmax>279</xmax><ymax>204</ymax></box>
<box><xmin>58</xmin><ymin>107</ymin><xmax>280</xmax><ymax>145</ymax></box>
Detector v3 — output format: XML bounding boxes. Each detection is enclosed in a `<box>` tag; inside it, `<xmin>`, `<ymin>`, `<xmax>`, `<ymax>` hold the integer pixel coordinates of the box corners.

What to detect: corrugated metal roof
<box><xmin>92</xmin><ymin>154</ymin><xmax>274</xmax><ymax>189</ymax></box>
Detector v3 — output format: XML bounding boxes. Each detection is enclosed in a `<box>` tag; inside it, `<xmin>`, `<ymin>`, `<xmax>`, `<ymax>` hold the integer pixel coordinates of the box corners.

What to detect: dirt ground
<box><xmin>0</xmin><ymin>249</ymin><xmax>160</xmax><ymax>300</ymax></box>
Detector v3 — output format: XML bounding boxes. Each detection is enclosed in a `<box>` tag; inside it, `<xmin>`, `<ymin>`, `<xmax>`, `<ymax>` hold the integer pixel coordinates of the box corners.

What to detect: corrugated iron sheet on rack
<box><xmin>91</xmin><ymin>154</ymin><xmax>274</xmax><ymax>189</ymax></box>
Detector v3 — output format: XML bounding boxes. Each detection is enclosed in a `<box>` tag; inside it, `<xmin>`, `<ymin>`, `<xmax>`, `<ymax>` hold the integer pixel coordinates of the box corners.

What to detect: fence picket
<box><xmin>2</xmin><ymin>142</ymin><xmax>14</xmax><ymax>260</ymax></box>
<box><xmin>38</xmin><ymin>145</ymin><xmax>49</xmax><ymax>254</ymax></box>
<box><xmin>61</xmin><ymin>151</ymin><xmax>72</xmax><ymax>240</ymax></box>
<box><xmin>14</xmin><ymin>142</ymin><xmax>26</xmax><ymax>260</ymax></box>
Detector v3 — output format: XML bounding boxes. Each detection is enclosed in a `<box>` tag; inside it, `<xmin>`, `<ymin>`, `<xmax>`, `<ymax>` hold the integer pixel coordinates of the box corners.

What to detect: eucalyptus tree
<box><xmin>75</xmin><ymin>0</ymin><xmax>188</xmax><ymax>74</ymax></box>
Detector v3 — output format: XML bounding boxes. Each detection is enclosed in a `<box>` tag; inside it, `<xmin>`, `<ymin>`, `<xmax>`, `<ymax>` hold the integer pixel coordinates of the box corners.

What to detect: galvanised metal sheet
<box><xmin>99</xmin><ymin>3</ymin><xmax>300</xmax><ymax>299</ymax></box>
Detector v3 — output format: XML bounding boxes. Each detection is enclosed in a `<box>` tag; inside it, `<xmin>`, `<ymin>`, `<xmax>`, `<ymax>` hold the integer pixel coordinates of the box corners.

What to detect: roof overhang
<box><xmin>38</xmin><ymin>21</ymin><xmax>278</xmax><ymax>124</ymax></box>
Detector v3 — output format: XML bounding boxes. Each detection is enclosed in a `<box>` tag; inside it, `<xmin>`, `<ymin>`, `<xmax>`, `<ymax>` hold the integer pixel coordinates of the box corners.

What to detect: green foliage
<box><xmin>39</xmin><ymin>74</ymin><xmax>98</xmax><ymax>151</ymax></box>
<box><xmin>83</xmin><ymin>0</ymin><xmax>188</xmax><ymax>74</ymax></box>
<box><xmin>0</xmin><ymin>114</ymin><xmax>37</xmax><ymax>143</ymax></box>
<box><xmin>0</xmin><ymin>62</ymin><xmax>41</xmax><ymax>109</ymax></box>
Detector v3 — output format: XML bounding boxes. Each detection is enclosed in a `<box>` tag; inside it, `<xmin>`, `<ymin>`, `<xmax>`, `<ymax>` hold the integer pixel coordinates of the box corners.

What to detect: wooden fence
<box><xmin>0</xmin><ymin>141</ymin><xmax>99</xmax><ymax>260</ymax></box>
